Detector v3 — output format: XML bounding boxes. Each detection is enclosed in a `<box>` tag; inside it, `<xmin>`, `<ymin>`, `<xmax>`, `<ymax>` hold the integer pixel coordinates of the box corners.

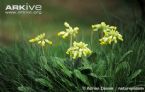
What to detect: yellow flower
<box><xmin>58</xmin><ymin>22</ymin><xmax>79</xmax><ymax>39</ymax></box>
<box><xmin>99</xmin><ymin>29</ymin><xmax>123</xmax><ymax>45</ymax></box>
<box><xmin>29</xmin><ymin>33</ymin><xmax>52</xmax><ymax>47</ymax></box>
<box><xmin>29</xmin><ymin>38</ymin><xmax>36</xmax><ymax>43</ymax></box>
<box><xmin>92</xmin><ymin>22</ymin><xmax>123</xmax><ymax>45</ymax></box>
<box><xmin>92</xmin><ymin>22</ymin><xmax>109</xmax><ymax>31</ymax></box>
<box><xmin>66</xmin><ymin>41</ymin><xmax>92</xmax><ymax>59</ymax></box>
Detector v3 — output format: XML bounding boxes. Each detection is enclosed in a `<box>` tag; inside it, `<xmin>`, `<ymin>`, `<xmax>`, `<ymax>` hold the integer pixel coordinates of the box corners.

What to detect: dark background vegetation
<box><xmin>0</xmin><ymin>0</ymin><xmax>145</xmax><ymax>45</ymax></box>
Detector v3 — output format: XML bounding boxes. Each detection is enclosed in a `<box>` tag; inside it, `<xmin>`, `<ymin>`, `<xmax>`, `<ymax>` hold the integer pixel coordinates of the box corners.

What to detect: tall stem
<box><xmin>41</xmin><ymin>46</ymin><xmax>45</xmax><ymax>56</ymax></box>
<box><xmin>100</xmin><ymin>31</ymin><xmax>103</xmax><ymax>38</ymax></box>
<box><xmin>91</xmin><ymin>31</ymin><xmax>93</xmax><ymax>49</ymax></box>
<box><xmin>70</xmin><ymin>35</ymin><xmax>73</xmax><ymax>47</ymax></box>
<box><xmin>70</xmin><ymin>35</ymin><xmax>73</xmax><ymax>61</ymax></box>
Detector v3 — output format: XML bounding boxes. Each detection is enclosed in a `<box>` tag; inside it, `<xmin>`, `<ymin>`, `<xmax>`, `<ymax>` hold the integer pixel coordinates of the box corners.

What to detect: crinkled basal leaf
<box><xmin>18</xmin><ymin>85</ymin><xmax>34</xmax><ymax>92</ymax></box>
<box><xmin>51</xmin><ymin>57</ymin><xmax>72</xmax><ymax>77</ymax></box>
<box><xmin>73</xmin><ymin>69</ymin><xmax>90</xmax><ymax>86</ymax></box>
<box><xmin>94</xmin><ymin>60</ymin><xmax>106</xmax><ymax>75</ymax></box>
<box><xmin>40</xmin><ymin>56</ymin><xmax>55</xmax><ymax>77</ymax></box>
<box><xmin>89</xmin><ymin>73</ymin><xmax>107</xmax><ymax>84</ymax></box>
<box><xmin>35</xmin><ymin>78</ymin><xmax>53</xmax><ymax>89</ymax></box>
<box><xmin>129</xmin><ymin>69</ymin><xmax>142</xmax><ymax>80</ymax></box>
<box><xmin>81</xmin><ymin>58</ymin><xmax>91</xmax><ymax>67</ymax></box>
<box><xmin>79</xmin><ymin>66</ymin><xmax>92</xmax><ymax>75</ymax></box>
<box><xmin>115</xmin><ymin>61</ymin><xmax>130</xmax><ymax>74</ymax></box>
<box><xmin>119</xmin><ymin>50</ymin><xmax>133</xmax><ymax>63</ymax></box>
<box><xmin>50</xmin><ymin>57</ymin><xmax>65</xmax><ymax>68</ymax></box>
<box><xmin>61</xmin><ymin>78</ymin><xmax>75</xmax><ymax>87</ymax></box>
<box><xmin>27</xmin><ymin>70</ymin><xmax>35</xmax><ymax>79</ymax></box>
<box><xmin>61</xmin><ymin>67</ymin><xmax>72</xmax><ymax>77</ymax></box>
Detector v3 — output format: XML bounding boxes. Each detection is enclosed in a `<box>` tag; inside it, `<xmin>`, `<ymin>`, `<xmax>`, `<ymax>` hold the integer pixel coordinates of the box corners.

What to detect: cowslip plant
<box><xmin>14</xmin><ymin>21</ymin><xmax>144</xmax><ymax>92</ymax></box>
<box><xmin>29</xmin><ymin>33</ymin><xmax>53</xmax><ymax>70</ymax></box>
<box><xmin>92</xmin><ymin>22</ymin><xmax>123</xmax><ymax>45</ymax></box>
<box><xmin>66</xmin><ymin>41</ymin><xmax>92</xmax><ymax>59</ymax></box>
<box><xmin>29</xmin><ymin>33</ymin><xmax>52</xmax><ymax>47</ymax></box>
<box><xmin>58</xmin><ymin>22</ymin><xmax>79</xmax><ymax>47</ymax></box>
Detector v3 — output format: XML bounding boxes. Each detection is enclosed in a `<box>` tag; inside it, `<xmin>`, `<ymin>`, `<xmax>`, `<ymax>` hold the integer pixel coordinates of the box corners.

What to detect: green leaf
<box><xmin>18</xmin><ymin>85</ymin><xmax>34</xmax><ymax>92</ymax></box>
<box><xmin>73</xmin><ymin>69</ymin><xmax>90</xmax><ymax>86</ymax></box>
<box><xmin>61</xmin><ymin>78</ymin><xmax>75</xmax><ymax>87</ymax></box>
<box><xmin>51</xmin><ymin>57</ymin><xmax>72</xmax><ymax>77</ymax></box>
<box><xmin>79</xmin><ymin>66</ymin><xmax>92</xmax><ymax>75</ymax></box>
<box><xmin>87</xmin><ymin>52</ymin><xmax>97</xmax><ymax>62</ymax></box>
<box><xmin>44</xmin><ymin>64</ymin><xmax>56</xmax><ymax>77</ymax></box>
<box><xmin>129</xmin><ymin>69</ymin><xmax>142</xmax><ymax>80</ymax></box>
<box><xmin>115</xmin><ymin>61</ymin><xmax>130</xmax><ymax>74</ymax></box>
<box><xmin>61</xmin><ymin>67</ymin><xmax>72</xmax><ymax>77</ymax></box>
<box><xmin>40</xmin><ymin>56</ymin><xmax>55</xmax><ymax>77</ymax></box>
<box><xmin>27</xmin><ymin>70</ymin><xmax>35</xmax><ymax>79</ymax></box>
<box><xmin>35</xmin><ymin>78</ymin><xmax>53</xmax><ymax>89</ymax></box>
<box><xmin>119</xmin><ymin>50</ymin><xmax>133</xmax><ymax>63</ymax></box>
<box><xmin>50</xmin><ymin>57</ymin><xmax>65</xmax><ymax>68</ymax></box>
<box><xmin>89</xmin><ymin>73</ymin><xmax>108</xmax><ymax>85</ymax></box>
<box><xmin>94</xmin><ymin>60</ymin><xmax>106</xmax><ymax>75</ymax></box>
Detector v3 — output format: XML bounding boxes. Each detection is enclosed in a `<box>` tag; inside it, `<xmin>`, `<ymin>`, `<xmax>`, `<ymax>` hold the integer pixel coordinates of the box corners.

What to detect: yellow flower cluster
<box><xmin>92</xmin><ymin>22</ymin><xmax>109</xmax><ymax>31</ymax></box>
<box><xmin>66</xmin><ymin>41</ymin><xmax>92</xmax><ymax>59</ymax></box>
<box><xmin>29</xmin><ymin>33</ymin><xmax>52</xmax><ymax>47</ymax></box>
<box><xmin>58</xmin><ymin>22</ymin><xmax>79</xmax><ymax>39</ymax></box>
<box><xmin>29</xmin><ymin>21</ymin><xmax>123</xmax><ymax>60</ymax></box>
<box><xmin>92</xmin><ymin>22</ymin><xmax>123</xmax><ymax>45</ymax></box>
<box><xmin>99</xmin><ymin>29</ymin><xmax>123</xmax><ymax>45</ymax></box>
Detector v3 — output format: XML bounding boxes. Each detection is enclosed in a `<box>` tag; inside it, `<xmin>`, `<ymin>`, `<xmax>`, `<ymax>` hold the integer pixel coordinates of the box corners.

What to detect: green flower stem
<box><xmin>42</xmin><ymin>47</ymin><xmax>44</xmax><ymax>55</ymax></box>
<box><xmin>70</xmin><ymin>35</ymin><xmax>73</xmax><ymax>60</ymax></box>
<box><xmin>41</xmin><ymin>46</ymin><xmax>45</xmax><ymax>56</ymax></box>
<box><xmin>91</xmin><ymin>31</ymin><xmax>93</xmax><ymax>49</ymax></box>
<box><xmin>100</xmin><ymin>31</ymin><xmax>103</xmax><ymax>38</ymax></box>
<box><xmin>70</xmin><ymin>35</ymin><xmax>73</xmax><ymax>47</ymax></box>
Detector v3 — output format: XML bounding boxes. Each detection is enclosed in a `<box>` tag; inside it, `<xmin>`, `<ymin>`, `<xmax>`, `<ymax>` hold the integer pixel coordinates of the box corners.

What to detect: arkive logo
<box><xmin>5</xmin><ymin>3</ymin><xmax>42</xmax><ymax>14</ymax></box>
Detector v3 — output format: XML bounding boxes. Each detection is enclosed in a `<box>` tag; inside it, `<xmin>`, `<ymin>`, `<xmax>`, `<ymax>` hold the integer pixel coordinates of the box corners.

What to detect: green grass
<box><xmin>0</xmin><ymin>21</ymin><xmax>145</xmax><ymax>92</ymax></box>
